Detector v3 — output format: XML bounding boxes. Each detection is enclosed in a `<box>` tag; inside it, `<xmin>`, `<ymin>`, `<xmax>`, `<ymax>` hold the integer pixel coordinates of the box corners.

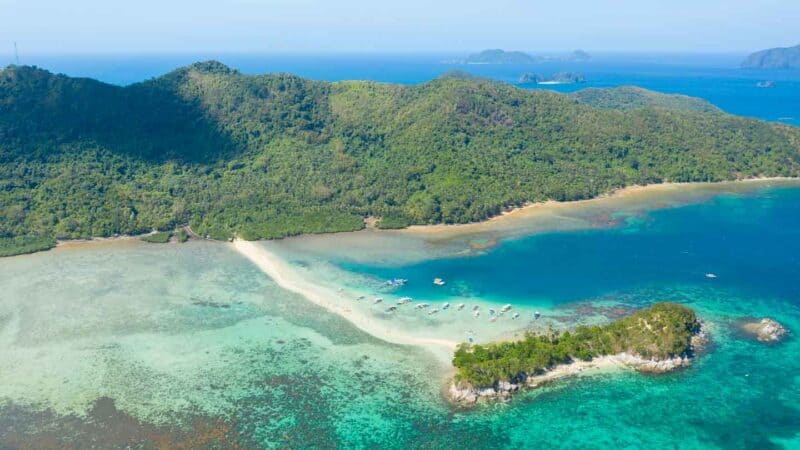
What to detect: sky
<box><xmin>1</xmin><ymin>0</ymin><xmax>799</xmax><ymax>54</ymax></box>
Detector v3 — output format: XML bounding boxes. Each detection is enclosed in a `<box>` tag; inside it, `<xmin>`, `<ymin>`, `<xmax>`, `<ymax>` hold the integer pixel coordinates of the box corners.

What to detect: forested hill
<box><xmin>2</xmin><ymin>61</ymin><xmax>800</xmax><ymax>256</ymax></box>
<box><xmin>571</xmin><ymin>86</ymin><xmax>721</xmax><ymax>113</ymax></box>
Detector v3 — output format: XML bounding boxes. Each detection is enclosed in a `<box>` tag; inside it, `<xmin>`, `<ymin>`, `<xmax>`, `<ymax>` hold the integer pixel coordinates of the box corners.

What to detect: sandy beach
<box><xmin>231</xmin><ymin>239</ymin><xmax>459</xmax><ymax>363</ymax></box>
<box><xmin>396</xmin><ymin>178</ymin><xmax>800</xmax><ymax>239</ymax></box>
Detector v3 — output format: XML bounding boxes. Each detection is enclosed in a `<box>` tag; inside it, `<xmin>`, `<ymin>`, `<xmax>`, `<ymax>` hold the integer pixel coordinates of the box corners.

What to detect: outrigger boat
<box><xmin>501</xmin><ymin>304</ymin><xmax>512</xmax><ymax>313</ymax></box>
<box><xmin>385</xmin><ymin>306</ymin><xmax>398</xmax><ymax>313</ymax></box>
<box><xmin>442</xmin><ymin>302</ymin><xmax>450</xmax><ymax>310</ymax></box>
<box><xmin>433</xmin><ymin>277</ymin><xmax>446</xmax><ymax>286</ymax></box>
<box><xmin>428</xmin><ymin>308</ymin><xmax>439</xmax><ymax>315</ymax></box>
<box><xmin>397</xmin><ymin>297</ymin><xmax>413</xmax><ymax>305</ymax></box>
<box><xmin>457</xmin><ymin>303</ymin><xmax>465</xmax><ymax>310</ymax></box>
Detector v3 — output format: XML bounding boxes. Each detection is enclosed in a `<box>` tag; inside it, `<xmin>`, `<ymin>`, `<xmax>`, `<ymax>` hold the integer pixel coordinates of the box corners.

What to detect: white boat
<box><xmin>489</xmin><ymin>316</ymin><xmax>497</xmax><ymax>323</ymax></box>
<box><xmin>428</xmin><ymin>308</ymin><xmax>439</xmax><ymax>315</ymax></box>
<box><xmin>385</xmin><ymin>306</ymin><xmax>397</xmax><ymax>313</ymax></box>
<box><xmin>472</xmin><ymin>305</ymin><xmax>480</xmax><ymax>311</ymax></box>
<box><xmin>457</xmin><ymin>303</ymin><xmax>465</xmax><ymax>310</ymax></box>
<box><xmin>501</xmin><ymin>304</ymin><xmax>512</xmax><ymax>312</ymax></box>
<box><xmin>473</xmin><ymin>310</ymin><xmax>480</xmax><ymax>317</ymax></box>
<box><xmin>705</xmin><ymin>273</ymin><xmax>717</xmax><ymax>279</ymax></box>
<box><xmin>373</xmin><ymin>297</ymin><xmax>383</xmax><ymax>304</ymax></box>
<box><xmin>397</xmin><ymin>297</ymin><xmax>412</xmax><ymax>305</ymax></box>
<box><xmin>512</xmin><ymin>313</ymin><xmax>519</xmax><ymax>319</ymax></box>
<box><xmin>433</xmin><ymin>277</ymin><xmax>446</xmax><ymax>286</ymax></box>
<box><xmin>534</xmin><ymin>311</ymin><xmax>541</xmax><ymax>319</ymax></box>
<box><xmin>356</xmin><ymin>295</ymin><xmax>365</xmax><ymax>301</ymax></box>
<box><xmin>442</xmin><ymin>302</ymin><xmax>450</xmax><ymax>310</ymax></box>
<box><xmin>488</xmin><ymin>308</ymin><xmax>496</xmax><ymax>316</ymax></box>
<box><xmin>417</xmin><ymin>303</ymin><xmax>430</xmax><ymax>310</ymax></box>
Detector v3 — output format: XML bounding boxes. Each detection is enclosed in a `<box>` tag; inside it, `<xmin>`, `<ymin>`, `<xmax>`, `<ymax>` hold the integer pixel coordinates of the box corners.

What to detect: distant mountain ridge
<box><xmin>741</xmin><ymin>44</ymin><xmax>800</xmax><ymax>69</ymax></box>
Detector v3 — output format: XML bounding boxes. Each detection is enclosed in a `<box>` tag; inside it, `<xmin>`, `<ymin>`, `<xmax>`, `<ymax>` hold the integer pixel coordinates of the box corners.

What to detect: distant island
<box><xmin>741</xmin><ymin>44</ymin><xmax>800</xmax><ymax>69</ymax></box>
<box><xmin>1</xmin><ymin>62</ymin><xmax>799</xmax><ymax>257</ymax></box>
<box><xmin>464</xmin><ymin>49</ymin><xmax>538</xmax><ymax>64</ymax></box>
<box><xmin>449</xmin><ymin>302</ymin><xmax>708</xmax><ymax>403</ymax></box>
<box><xmin>518</xmin><ymin>72</ymin><xmax>586</xmax><ymax>85</ymax></box>
<box><xmin>462</xmin><ymin>49</ymin><xmax>591</xmax><ymax>65</ymax></box>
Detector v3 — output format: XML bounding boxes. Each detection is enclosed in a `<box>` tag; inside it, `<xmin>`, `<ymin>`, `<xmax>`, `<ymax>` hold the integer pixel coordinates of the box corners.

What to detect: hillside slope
<box><xmin>741</xmin><ymin>44</ymin><xmax>800</xmax><ymax>69</ymax></box>
<box><xmin>2</xmin><ymin>62</ymin><xmax>799</xmax><ymax>255</ymax></box>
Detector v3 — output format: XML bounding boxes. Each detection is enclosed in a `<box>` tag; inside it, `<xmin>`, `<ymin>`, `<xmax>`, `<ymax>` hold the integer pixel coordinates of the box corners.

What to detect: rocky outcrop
<box><xmin>449</xmin><ymin>321</ymin><xmax>708</xmax><ymax>405</ymax></box>
<box><xmin>740</xmin><ymin>318</ymin><xmax>789</xmax><ymax>343</ymax></box>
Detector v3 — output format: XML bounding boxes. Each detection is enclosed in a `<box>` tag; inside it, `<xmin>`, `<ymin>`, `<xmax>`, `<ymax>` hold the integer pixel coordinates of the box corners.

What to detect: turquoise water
<box><xmin>324</xmin><ymin>186</ymin><xmax>800</xmax><ymax>448</ymax></box>
<box><xmin>339</xmin><ymin>187</ymin><xmax>800</xmax><ymax>306</ymax></box>
<box><xmin>14</xmin><ymin>53</ymin><xmax>800</xmax><ymax>126</ymax></box>
<box><xmin>1</xmin><ymin>186</ymin><xmax>799</xmax><ymax>448</ymax></box>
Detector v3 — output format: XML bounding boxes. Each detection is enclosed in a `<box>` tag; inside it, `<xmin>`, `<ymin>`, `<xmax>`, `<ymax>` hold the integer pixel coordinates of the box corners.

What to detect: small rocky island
<box><xmin>739</xmin><ymin>318</ymin><xmax>789</xmax><ymax>343</ymax></box>
<box><xmin>449</xmin><ymin>302</ymin><xmax>707</xmax><ymax>404</ymax></box>
<box><xmin>519</xmin><ymin>72</ymin><xmax>586</xmax><ymax>85</ymax></box>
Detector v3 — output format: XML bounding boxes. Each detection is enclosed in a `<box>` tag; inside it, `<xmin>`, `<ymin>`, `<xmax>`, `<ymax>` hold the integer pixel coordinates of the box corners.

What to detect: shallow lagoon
<box><xmin>1</xmin><ymin>182</ymin><xmax>800</xmax><ymax>448</ymax></box>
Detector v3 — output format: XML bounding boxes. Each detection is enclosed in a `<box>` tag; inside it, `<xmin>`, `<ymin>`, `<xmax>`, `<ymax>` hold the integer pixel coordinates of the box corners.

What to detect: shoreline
<box><xmin>447</xmin><ymin>352</ymin><xmax>693</xmax><ymax>405</ymax></box>
<box><xmin>449</xmin><ymin>320</ymin><xmax>709</xmax><ymax>405</ymax></box>
<box><xmin>395</xmin><ymin>177</ymin><xmax>800</xmax><ymax>239</ymax></box>
<box><xmin>6</xmin><ymin>177</ymin><xmax>797</xmax><ymax>258</ymax></box>
<box><xmin>231</xmin><ymin>239</ymin><xmax>459</xmax><ymax>364</ymax></box>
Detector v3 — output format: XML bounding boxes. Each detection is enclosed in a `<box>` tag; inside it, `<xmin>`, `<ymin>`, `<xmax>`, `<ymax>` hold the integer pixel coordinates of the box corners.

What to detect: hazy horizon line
<box><xmin>0</xmin><ymin>48</ymin><xmax>763</xmax><ymax>58</ymax></box>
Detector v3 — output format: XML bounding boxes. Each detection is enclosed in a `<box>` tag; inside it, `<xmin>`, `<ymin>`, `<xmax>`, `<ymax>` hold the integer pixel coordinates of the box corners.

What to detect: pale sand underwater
<box><xmin>232</xmin><ymin>239</ymin><xmax>459</xmax><ymax>363</ymax></box>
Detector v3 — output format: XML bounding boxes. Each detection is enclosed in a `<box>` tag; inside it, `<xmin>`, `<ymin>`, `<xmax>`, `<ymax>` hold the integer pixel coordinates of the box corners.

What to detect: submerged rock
<box><xmin>741</xmin><ymin>318</ymin><xmax>789</xmax><ymax>343</ymax></box>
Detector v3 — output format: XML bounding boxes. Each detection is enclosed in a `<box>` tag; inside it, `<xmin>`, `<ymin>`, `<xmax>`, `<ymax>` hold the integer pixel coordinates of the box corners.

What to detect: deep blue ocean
<box><xmin>12</xmin><ymin>52</ymin><xmax>800</xmax><ymax>126</ymax></box>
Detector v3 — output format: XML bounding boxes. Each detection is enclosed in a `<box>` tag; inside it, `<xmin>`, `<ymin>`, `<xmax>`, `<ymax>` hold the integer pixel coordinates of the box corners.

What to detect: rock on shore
<box><xmin>449</xmin><ymin>321</ymin><xmax>709</xmax><ymax>405</ymax></box>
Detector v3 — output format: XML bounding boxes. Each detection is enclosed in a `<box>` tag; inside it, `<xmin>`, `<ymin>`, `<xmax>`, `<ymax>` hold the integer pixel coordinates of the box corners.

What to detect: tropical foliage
<box><xmin>2</xmin><ymin>62</ymin><xmax>799</xmax><ymax>256</ymax></box>
<box><xmin>452</xmin><ymin>302</ymin><xmax>699</xmax><ymax>387</ymax></box>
